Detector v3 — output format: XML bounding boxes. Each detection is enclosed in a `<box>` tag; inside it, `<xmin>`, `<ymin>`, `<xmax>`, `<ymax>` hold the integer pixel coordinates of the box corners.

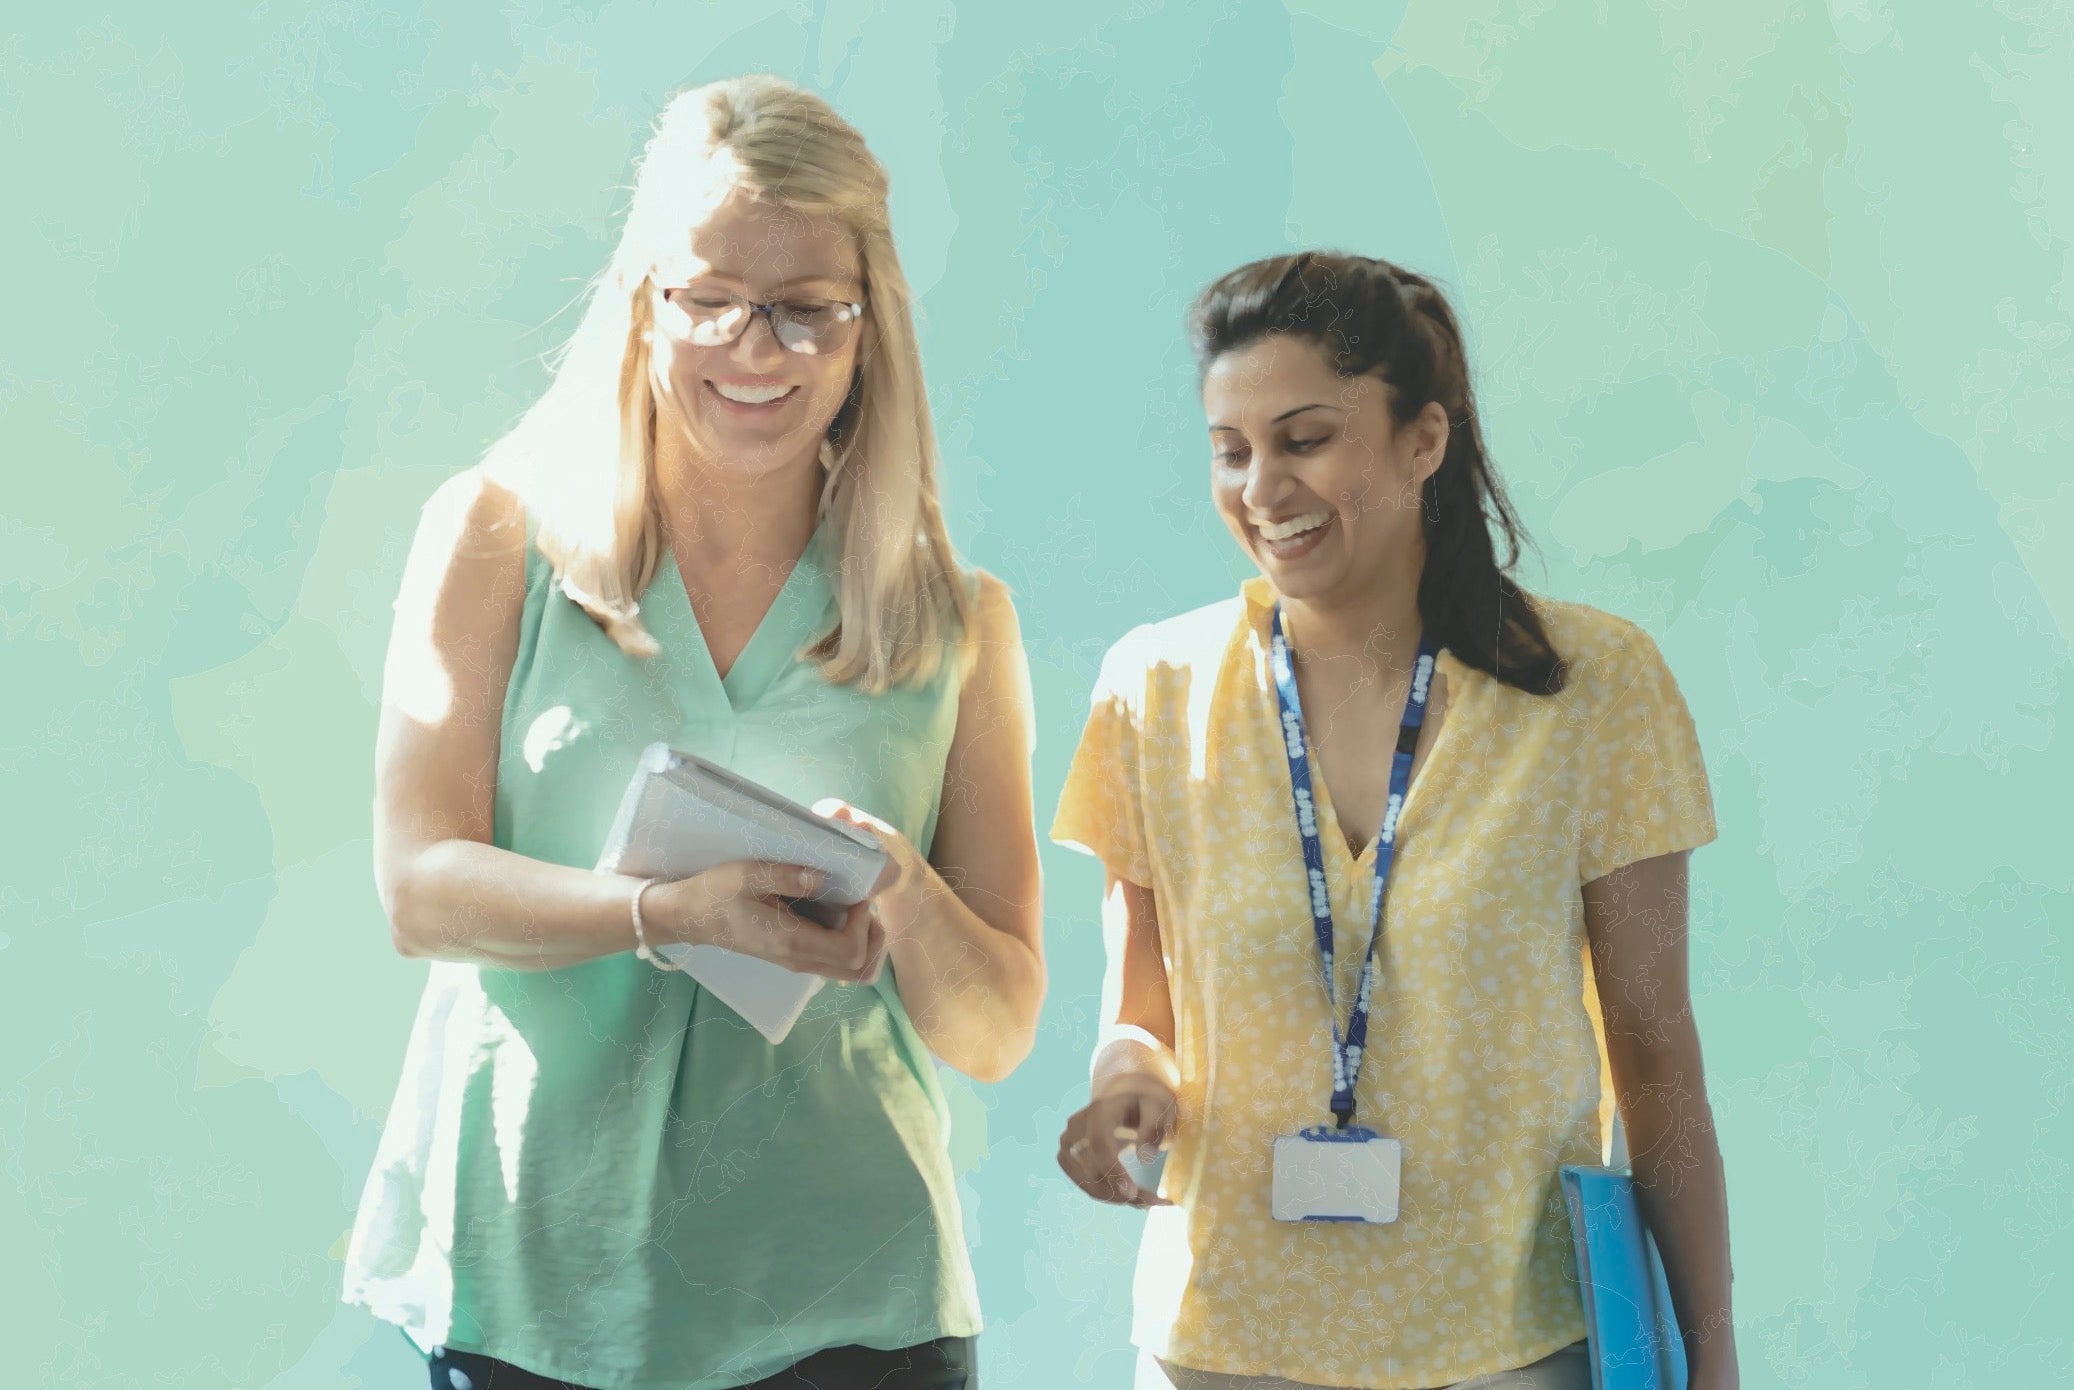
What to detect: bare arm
<box><xmin>1056</xmin><ymin>870</ymin><xmax>1180</xmax><ymax>1206</ymax></box>
<box><xmin>375</xmin><ymin>469</ymin><xmax>877</xmax><ymax>981</ymax></box>
<box><xmin>831</xmin><ymin>575</ymin><xmax>1047</xmax><ymax>1082</ymax></box>
<box><xmin>1092</xmin><ymin>874</ymin><xmax>1178</xmax><ymax>1088</ymax></box>
<box><xmin>1585</xmin><ymin>850</ymin><xmax>1738</xmax><ymax>1388</ymax></box>
<box><xmin>373</xmin><ymin>468</ymin><xmax>633</xmax><ymax>969</ymax></box>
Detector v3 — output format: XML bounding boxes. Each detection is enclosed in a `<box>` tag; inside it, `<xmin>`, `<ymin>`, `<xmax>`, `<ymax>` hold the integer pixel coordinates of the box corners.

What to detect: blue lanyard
<box><xmin>1269</xmin><ymin>604</ymin><xmax>1439</xmax><ymax>1128</ymax></box>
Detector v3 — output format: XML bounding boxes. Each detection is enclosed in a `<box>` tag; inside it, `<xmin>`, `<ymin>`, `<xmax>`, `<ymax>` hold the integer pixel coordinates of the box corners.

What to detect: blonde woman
<box><xmin>1053</xmin><ymin>253</ymin><xmax>1735</xmax><ymax>1389</ymax></box>
<box><xmin>344</xmin><ymin>76</ymin><xmax>1043</xmax><ymax>1390</ymax></box>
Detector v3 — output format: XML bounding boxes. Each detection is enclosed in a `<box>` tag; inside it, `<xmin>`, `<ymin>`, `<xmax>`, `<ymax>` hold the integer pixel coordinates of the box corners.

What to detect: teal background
<box><xmin>5</xmin><ymin>2</ymin><xmax>2069</xmax><ymax>1386</ymax></box>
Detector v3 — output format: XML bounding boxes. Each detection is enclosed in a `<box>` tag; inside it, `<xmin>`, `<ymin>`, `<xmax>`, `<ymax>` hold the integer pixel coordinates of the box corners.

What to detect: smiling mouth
<box><xmin>707</xmin><ymin>380</ymin><xmax>798</xmax><ymax>406</ymax></box>
<box><xmin>1254</xmin><ymin>511</ymin><xmax>1334</xmax><ymax>558</ymax></box>
<box><xmin>1256</xmin><ymin>511</ymin><xmax>1332</xmax><ymax>542</ymax></box>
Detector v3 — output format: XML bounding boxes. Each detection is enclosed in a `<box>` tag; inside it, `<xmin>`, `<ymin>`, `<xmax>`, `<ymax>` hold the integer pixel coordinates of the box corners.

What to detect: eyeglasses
<box><xmin>658</xmin><ymin>284</ymin><xmax>865</xmax><ymax>356</ymax></box>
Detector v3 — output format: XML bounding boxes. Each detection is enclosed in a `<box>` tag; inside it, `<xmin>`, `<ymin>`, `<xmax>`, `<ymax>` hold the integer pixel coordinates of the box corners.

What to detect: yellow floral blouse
<box><xmin>1051</xmin><ymin>578</ymin><xmax>1717</xmax><ymax>1388</ymax></box>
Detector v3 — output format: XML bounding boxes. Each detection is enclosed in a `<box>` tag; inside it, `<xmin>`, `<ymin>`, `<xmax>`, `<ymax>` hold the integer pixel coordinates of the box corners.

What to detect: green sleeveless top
<box><xmin>343</xmin><ymin>508</ymin><xmax>981</xmax><ymax>1390</ymax></box>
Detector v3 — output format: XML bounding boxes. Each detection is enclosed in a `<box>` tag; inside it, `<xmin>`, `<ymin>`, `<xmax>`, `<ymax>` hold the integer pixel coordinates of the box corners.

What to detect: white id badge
<box><xmin>1271</xmin><ymin>1126</ymin><xmax>1402</xmax><ymax>1224</ymax></box>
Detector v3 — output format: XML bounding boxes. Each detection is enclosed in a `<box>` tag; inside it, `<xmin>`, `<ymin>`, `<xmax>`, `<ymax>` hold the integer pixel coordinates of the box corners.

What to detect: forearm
<box><xmin>1091</xmin><ymin>876</ymin><xmax>1177</xmax><ymax>1097</ymax></box>
<box><xmin>1617</xmin><ymin>1038</ymin><xmax>1737</xmax><ymax>1380</ymax></box>
<box><xmin>1091</xmin><ymin>1027</ymin><xmax>1179</xmax><ymax>1101</ymax></box>
<box><xmin>881</xmin><ymin>867</ymin><xmax>1045</xmax><ymax>1083</ymax></box>
<box><xmin>387</xmin><ymin>837</ymin><xmax>641</xmax><ymax>971</ymax></box>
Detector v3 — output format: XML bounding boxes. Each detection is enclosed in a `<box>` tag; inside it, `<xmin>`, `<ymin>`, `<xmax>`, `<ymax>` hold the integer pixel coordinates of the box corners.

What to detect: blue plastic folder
<box><xmin>1560</xmin><ymin>1165</ymin><xmax>1688</xmax><ymax>1390</ymax></box>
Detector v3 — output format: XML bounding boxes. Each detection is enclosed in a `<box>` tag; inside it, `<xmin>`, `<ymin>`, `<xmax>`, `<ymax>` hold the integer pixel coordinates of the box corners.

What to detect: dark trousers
<box><xmin>426</xmin><ymin>1338</ymin><xmax>976</xmax><ymax>1390</ymax></box>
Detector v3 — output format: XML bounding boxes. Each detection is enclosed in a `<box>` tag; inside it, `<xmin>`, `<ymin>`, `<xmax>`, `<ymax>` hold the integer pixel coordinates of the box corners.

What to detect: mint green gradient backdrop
<box><xmin>5</xmin><ymin>3</ymin><xmax>2069</xmax><ymax>1386</ymax></box>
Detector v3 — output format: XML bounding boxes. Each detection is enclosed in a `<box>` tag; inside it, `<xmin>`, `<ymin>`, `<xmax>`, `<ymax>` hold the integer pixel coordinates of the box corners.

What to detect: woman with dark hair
<box><xmin>1052</xmin><ymin>253</ymin><xmax>1736</xmax><ymax>1389</ymax></box>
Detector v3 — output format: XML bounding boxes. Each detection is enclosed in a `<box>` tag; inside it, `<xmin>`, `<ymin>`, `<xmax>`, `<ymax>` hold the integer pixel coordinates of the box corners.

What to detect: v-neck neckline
<box><xmin>1295</xmin><ymin>648</ymin><xmax>1463</xmax><ymax>874</ymax></box>
<box><xmin>652</xmin><ymin>521</ymin><xmax>834</xmax><ymax>714</ymax></box>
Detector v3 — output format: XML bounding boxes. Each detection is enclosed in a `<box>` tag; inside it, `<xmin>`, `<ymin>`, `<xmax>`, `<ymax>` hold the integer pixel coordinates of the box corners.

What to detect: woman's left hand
<box><xmin>814</xmin><ymin>799</ymin><xmax>927</xmax><ymax>935</ymax></box>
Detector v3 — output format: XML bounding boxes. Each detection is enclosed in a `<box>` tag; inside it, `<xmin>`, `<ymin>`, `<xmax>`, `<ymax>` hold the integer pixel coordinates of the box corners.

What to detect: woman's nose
<box><xmin>727</xmin><ymin>310</ymin><xmax>789</xmax><ymax>367</ymax></box>
<box><xmin>1240</xmin><ymin>451</ymin><xmax>1288</xmax><ymax>512</ymax></box>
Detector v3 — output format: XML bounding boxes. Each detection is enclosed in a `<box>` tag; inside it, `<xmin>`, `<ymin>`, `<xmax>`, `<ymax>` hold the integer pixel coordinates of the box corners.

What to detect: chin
<box><xmin>1249</xmin><ymin>547</ymin><xmax>1339</xmax><ymax>596</ymax></box>
<box><xmin>1256</xmin><ymin>568</ymin><xmax>1335</xmax><ymax>603</ymax></box>
<box><xmin>693</xmin><ymin>418</ymin><xmax>822</xmax><ymax>463</ymax></box>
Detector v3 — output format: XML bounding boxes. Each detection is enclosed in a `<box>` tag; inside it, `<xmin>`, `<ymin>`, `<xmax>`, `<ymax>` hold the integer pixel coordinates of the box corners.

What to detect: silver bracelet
<box><xmin>629</xmin><ymin>877</ymin><xmax>669</xmax><ymax>968</ymax></box>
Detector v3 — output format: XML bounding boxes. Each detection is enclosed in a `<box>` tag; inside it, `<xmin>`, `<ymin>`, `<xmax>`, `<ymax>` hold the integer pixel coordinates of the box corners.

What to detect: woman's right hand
<box><xmin>643</xmin><ymin>861</ymin><xmax>886</xmax><ymax>984</ymax></box>
<box><xmin>1058</xmin><ymin>1078</ymin><xmax>1177</xmax><ymax>1208</ymax></box>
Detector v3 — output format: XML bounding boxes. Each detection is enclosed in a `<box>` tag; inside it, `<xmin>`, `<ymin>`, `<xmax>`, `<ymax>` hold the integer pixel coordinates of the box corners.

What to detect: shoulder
<box><xmin>414</xmin><ymin>464</ymin><xmax>531</xmax><ymax>572</ymax></box>
<box><xmin>1529</xmin><ymin>593</ymin><xmax>1653</xmax><ymax>663</ymax></box>
<box><xmin>390</xmin><ymin>466</ymin><xmax>534</xmax><ymax>646</ymax></box>
<box><xmin>951</xmin><ymin>568</ymin><xmax>1031</xmax><ymax>702</ymax></box>
<box><xmin>385</xmin><ymin>468</ymin><xmax>535</xmax><ymax>703</ymax></box>
<box><xmin>966</xmin><ymin>568</ymin><xmax>1020</xmax><ymax>640</ymax></box>
<box><xmin>1089</xmin><ymin>594</ymin><xmax>1249</xmax><ymax>711</ymax></box>
<box><xmin>947</xmin><ymin>568</ymin><xmax>1024</xmax><ymax>668</ymax></box>
<box><xmin>1525</xmin><ymin>593</ymin><xmax>1683</xmax><ymax>712</ymax></box>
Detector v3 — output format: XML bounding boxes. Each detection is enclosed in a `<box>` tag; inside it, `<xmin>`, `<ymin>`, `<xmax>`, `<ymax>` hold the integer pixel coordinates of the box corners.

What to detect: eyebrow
<box><xmin>684</xmin><ymin>270</ymin><xmax>861</xmax><ymax>296</ymax></box>
<box><xmin>1207</xmin><ymin>402</ymin><xmax>1343</xmax><ymax>432</ymax></box>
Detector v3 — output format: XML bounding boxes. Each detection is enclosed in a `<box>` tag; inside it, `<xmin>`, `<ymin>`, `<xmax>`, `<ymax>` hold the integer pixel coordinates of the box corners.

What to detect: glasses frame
<box><xmin>657</xmin><ymin>283</ymin><xmax>867</xmax><ymax>356</ymax></box>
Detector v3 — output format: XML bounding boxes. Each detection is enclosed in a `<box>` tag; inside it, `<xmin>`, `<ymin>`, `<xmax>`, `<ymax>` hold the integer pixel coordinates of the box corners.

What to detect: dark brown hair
<box><xmin>1188</xmin><ymin>251</ymin><xmax>1567</xmax><ymax>696</ymax></box>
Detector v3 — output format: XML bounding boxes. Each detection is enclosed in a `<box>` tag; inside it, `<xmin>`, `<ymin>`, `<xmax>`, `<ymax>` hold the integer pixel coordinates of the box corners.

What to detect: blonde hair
<box><xmin>482</xmin><ymin>75</ymin><xmax>972</xmax><ymax>692</ymax></box>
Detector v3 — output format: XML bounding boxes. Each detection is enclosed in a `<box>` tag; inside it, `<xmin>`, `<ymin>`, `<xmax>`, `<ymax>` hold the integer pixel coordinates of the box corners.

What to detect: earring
<box><xmin>819</xmin><ymin>438</ymin><xmax>839</xmax><ymax>472</ymax></box>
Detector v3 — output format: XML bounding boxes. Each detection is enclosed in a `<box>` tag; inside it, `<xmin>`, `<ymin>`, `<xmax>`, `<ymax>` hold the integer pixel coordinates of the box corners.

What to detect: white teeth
<box><xmin>713</xmin><ymin>381</ymin><xmax>794</xmax><ymax>404</ymax></box>
<box><xmin>1258</xmin><ymin>512</ymin><xmax>1331</xmax><ymax>541</ymax></box>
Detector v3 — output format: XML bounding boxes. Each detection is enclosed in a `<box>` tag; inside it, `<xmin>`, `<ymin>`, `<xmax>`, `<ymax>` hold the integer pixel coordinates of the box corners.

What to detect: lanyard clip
<box><xmin>1332</xmin><ymin>1102</ymin><xmax>1356</xmax><ymax>1130</ymax></box>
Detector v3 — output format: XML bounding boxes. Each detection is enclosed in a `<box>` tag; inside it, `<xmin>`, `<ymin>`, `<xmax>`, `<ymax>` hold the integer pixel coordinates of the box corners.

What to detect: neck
<box><xmin>654</xmin><ymin>431</ymin><xmax>824</xmax><ymax>572</ymax></box>
<box><xmin>1277</xmin><ymin>545</ymin><xmax>1426</xmax><ymax>672</ymax></box>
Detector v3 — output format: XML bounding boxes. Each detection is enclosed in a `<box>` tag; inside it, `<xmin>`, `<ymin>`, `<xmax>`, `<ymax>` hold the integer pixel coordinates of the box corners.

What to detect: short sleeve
<box><xmin>1577</xmin><ymin>625</ymin><xmax>1718</xmax><ymax>883</ymax></box>
<box><xmin>1049</xmin><ymin>634</ymin><xmax>1155</xmax><ymax>888</ymax></box>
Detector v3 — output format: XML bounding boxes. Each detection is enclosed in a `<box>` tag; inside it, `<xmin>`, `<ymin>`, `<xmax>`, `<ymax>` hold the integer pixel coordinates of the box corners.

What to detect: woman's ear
<box><xmin>1410</xmin><ymin>400</ymin><xmax>1451</xmax><ymax>485</ymax></box>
